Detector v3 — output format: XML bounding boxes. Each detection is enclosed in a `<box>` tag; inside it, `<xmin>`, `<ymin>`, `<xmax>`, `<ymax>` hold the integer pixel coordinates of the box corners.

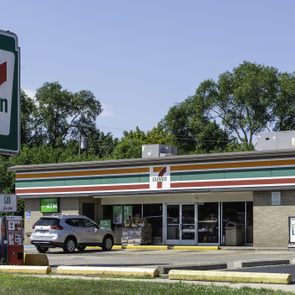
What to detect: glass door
<box><xmin>166</xmin><ymin>204</ymin><xmax>196</xmax><ymax>245</ymax></box>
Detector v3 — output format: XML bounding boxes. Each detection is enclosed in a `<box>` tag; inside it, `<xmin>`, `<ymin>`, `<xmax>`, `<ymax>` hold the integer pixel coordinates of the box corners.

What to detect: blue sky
<box><xmin>1</xmin><ymin>1</ymin><xmax>295</xmax><ymax>138</ymax></box>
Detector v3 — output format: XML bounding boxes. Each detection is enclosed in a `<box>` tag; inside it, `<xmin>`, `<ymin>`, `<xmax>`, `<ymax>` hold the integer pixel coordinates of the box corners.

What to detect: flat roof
<box><xmin>9</xmin><ymin>149</ymin><xmax>295</xmax><ymax>173</ymax></box>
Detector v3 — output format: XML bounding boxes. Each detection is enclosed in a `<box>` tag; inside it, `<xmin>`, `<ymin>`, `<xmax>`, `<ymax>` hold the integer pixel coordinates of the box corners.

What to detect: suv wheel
<box><xmin>63</xmin><ymin>237</ymin><xmax>77</xmax><ymax>253</ymax></box>
<box><xmin>102</xmin><ymin>235</ymin><xmax>113</xmax><ymax>251</ymax></box>
<box><xmin>36</xmin><ymin>246</ymin><xmax>48</xmax><ymax>253</ymax></box>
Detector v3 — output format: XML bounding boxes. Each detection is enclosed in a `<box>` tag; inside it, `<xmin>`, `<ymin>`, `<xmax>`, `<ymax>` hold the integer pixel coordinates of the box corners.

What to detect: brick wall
<box><xmin>253</xmin><ymin>190</ymin><xmax>295</xmax><ymax>247</ymax></box>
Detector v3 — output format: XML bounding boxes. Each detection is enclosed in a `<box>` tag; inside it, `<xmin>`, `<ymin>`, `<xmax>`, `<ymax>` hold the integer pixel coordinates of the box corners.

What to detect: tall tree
<box><xmin>204</xmin><ymin>62</ymin><xmax>279</xmax><ymax>146</ymax></box>
<box><xmin>35</xmin><ymin>82</ymin><xmax>102</xmax><ymax>147</ymax></box>
<box><xmin>273</xmin><ymin>72</ymin><xmax>295</xmax><ymax>131</ymax></box>
<box><xmin>160</xmin><ymin>94</ymin><xmax>230</xmax><ymax>154</ymax></box>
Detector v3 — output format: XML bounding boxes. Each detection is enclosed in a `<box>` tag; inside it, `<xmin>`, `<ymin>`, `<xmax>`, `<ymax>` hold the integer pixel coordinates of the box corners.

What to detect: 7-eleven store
<box><xmin>11</xmin><ymin>149</ymin><xmax>295</xmax><ymax>247</ymax></box>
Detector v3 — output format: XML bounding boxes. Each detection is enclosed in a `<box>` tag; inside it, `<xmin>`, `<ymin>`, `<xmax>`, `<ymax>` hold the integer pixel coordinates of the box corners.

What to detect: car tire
<box><xmin>36</xmin><ymin>246</ymin><xmax>48</xmax><ymax>253</ymax></box>
<box><xmin>77</xmin><ymin>245</ymin><xmax>86</xmax><ymax>252</ymax></box>
<box><xmin>101</xmin><ymin>235</ymin><xmax>113</xmax><ymax>251</ymax></box>
<box><xmin>63</xmin><ymin>237</ymin><xmax>77</xmax><ymax>253</ymax></box>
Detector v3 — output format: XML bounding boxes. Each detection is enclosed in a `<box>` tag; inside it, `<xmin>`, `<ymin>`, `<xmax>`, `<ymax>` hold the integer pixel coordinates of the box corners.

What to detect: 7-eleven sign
<box><xmin>150</xmin><ymin>166</ymin><xmax>171</xmax><ymax>190</ymax></box>
<box><xmin>0</xmin><ymin>30</ymin><xmax>20</xmax><ymax>155</ymax></box>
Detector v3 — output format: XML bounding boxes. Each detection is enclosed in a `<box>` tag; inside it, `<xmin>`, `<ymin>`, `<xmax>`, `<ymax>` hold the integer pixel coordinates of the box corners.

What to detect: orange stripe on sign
<box><xmin>16</xmin><ymin>167</ymin><xmax>149</xmax><ymax>180</ymax></box>
<box><xmin>171</xmin><ymin>159</ymin><xmax>295</xmax><ymax>172</ymax></box>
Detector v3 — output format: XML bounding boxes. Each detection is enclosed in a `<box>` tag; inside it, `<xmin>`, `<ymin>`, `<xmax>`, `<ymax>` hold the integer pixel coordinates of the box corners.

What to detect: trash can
<box><xmin>225</xmin><ymin>222</ymin><xmax>244</xmax><ymax>246</ymax></box>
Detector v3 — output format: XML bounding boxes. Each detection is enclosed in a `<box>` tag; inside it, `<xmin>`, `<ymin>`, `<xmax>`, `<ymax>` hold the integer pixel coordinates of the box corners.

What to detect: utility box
<box><xmin>142</xmin><ymin>144</ymin><xmax>177</xmax><ymax>158</ymax></box>
<box><xmin>0</xmin><ymin>216</ymin><xmax>24</xmax><ymax>265</ymax></box>
<box><xmin>256</xmin><ymin>131</ymin><xmax>295</xmax><ymax>151</ymax></box>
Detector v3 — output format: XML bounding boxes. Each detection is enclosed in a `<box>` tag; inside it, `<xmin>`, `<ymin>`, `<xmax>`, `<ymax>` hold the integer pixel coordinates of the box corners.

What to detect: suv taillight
<box><xmin>50</xmin><ymin>224</ymin><xmax>63</xmax><ymax>230</ymax></box>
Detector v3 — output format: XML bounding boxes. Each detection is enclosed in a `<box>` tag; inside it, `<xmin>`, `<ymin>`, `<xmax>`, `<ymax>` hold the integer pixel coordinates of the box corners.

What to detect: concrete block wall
<box><xmin>253</xmin><ymin>190</ymin><xmax>295</xmax><ymax>247</ymax></box>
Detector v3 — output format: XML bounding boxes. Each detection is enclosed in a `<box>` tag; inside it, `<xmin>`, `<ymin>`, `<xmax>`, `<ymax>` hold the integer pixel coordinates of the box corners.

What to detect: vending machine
<box><xmin>6</xmin><ymin>216</ymin><xmax>23</xmax><ymax>265</ymax></box>
<box><xmin>0</xmin><ymin>216</ymin><xmax>23</xmax><ymax>265</ymax></box>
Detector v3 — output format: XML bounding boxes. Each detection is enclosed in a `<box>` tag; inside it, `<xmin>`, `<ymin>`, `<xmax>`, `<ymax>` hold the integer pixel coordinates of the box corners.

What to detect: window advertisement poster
<box><xmin>289</xmin><ymin>216</ymin><xmax>295</xmax><ymax>244</ymax></box>
<box><xmin>123</xmin><ymin>205</ymin><xmax>133</xmax><ymax>224</ymax></box>
<box><xmin>113</xmin><ymin>205</ymin><xmax>122</xmax><ymax>224</ymax></box>
<box><xmin>40</xmin><ymin>198</ymin><xmax>59</xmax><ymax>213</ymax></box>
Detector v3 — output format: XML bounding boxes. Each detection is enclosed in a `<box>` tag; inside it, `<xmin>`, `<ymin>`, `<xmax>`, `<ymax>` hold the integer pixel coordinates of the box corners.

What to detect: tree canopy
<box><xmin>3</xmin><ymin>62</ymin><xmax>295</xmax><ymax>216</ymax></box>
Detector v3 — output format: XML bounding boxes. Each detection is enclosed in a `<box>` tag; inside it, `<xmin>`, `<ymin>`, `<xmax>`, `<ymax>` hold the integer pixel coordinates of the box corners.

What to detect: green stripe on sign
<box><xmin>16</xmin><ymin>174</ymin><xmax>149</xmax><ymax>188</ymax></box>
<box><xmin>171</xmin><ymin>167</ymin><xmax>295</xmax><ymax>182</ymax></box>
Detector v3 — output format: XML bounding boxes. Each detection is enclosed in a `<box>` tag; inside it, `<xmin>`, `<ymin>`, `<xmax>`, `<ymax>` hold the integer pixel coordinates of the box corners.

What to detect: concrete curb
<box><xmin>172</xmin><ymin>246</ymin><xmax>219</xmax><ymax>251</ymax></box>
<box><xmin>56</xmin><ymin>266</ymin><xmax>159</xmax><ymax>278</ymax></box>
<box><xmin>0</xmin><ymin>265</ymin><xmax>51</xmax><ymax>274</ymax></box>
<box><xmin>122</xmin><ymin>245</ymin><xmax>169</xmax><ymax>250</ymax></box>
<box><xmin>227</xmin><ymin>259</ymin><xmax>290</xmax><ymax>270</ymax></box>
<box><xmin>24</xmin><ymin>254</ymin><xmax>49</xmax><ymax>266</ymax></box>
<box><xmin>160</xmin><ymin>262</ymin><xmax>227</xmax><ymax>274</ymax></box>
<box><xmin>168</xmin><ymin>270</ymin><xmax>292</xmax><ymax>284</ymax></box>
<box><xmin>85</xmin><ymin>245</ymin><xmax>122</xmax><ymax>251</ymax></box>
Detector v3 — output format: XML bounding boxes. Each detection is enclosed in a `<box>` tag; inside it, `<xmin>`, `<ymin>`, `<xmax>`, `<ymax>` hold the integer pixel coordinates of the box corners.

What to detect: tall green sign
<box><xmin>0</xmin><ymin>30</ymin><xmax>20</xmax><ymax>155</ymax></box>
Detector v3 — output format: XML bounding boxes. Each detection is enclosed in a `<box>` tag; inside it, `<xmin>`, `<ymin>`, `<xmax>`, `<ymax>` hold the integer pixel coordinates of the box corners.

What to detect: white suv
<box><xmin>30</xmin><ymin>215</ymin><xmax>115</xmax><ymax>253</ymax></box>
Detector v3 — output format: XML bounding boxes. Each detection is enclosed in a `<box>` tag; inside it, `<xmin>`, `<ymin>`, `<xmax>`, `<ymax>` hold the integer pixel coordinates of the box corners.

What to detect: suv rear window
<box><xmin>35</xmin><ymin>218</ymin><xmax>60</xmax><ymax>226</ymax></box>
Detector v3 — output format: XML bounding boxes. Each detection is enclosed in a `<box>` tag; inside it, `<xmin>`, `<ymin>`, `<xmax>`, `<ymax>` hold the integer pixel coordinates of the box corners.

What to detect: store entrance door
<box><xmin>165</xmin><ymin>204</ymin><xmax>196</xmax><ymax>245</ymax></box>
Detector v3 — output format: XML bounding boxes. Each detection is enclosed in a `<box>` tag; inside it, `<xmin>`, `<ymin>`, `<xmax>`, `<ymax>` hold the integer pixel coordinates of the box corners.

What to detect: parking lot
<box><xmin>24</xmin><ymin>246</ymin><xmax>295</xmax><ymax>270</ymax></box>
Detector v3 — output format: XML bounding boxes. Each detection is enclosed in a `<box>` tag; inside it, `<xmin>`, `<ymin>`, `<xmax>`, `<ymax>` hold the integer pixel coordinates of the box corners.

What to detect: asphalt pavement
<box><xmin>25</xmin><ymin>245</ymin><xmax>295</xmax><ymax>269</ymax></box>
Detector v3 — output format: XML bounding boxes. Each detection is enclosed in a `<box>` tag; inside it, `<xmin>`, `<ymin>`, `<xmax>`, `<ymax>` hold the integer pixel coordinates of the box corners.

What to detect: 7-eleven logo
<box><xmin>0</xmin><ymin>62</ymin><xmax>7</xmax><ymax>86</ymax></box>
<box><xmin>150</xmin><ymin>166</ymin><xmax>170</xmax><ymax>190</ymax></box>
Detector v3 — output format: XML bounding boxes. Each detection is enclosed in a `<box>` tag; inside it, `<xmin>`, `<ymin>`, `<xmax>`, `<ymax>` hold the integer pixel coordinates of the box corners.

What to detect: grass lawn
<box><xmin>0</xmin><ymin>274</ymin><xmax>293</xmax><ymax>295</ymax></box>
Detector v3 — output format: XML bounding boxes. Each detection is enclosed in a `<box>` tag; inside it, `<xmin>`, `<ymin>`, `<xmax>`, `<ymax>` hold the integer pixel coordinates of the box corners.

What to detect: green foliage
<box><xmin>160</xmin><ymin>95</ymin><xmax>230</xmax><ymax>154</ymax></box>
<box><xmin>0</xmin><ymin>275</ymin><xmax>290</xmax><ymax>295</ymax></box>
<box><xmin>112</xmin><ymin>127</ymin><xmax>146</xmax><ymax>159</ymax></box>
<box><xmin>33</xmin><ymin>82</ymin><xmax>102</xmax><ymax>146</ymax></box>
<box><xmin>274</xmin><ymin>72</ymin><xmax>295</xmax><ymax>131</ymax></box>
<box><xmin>161</xmin><ymin>61</ymin><xmax>295</xmax><ymax>148</ymax></box>
<box><xmin>210</xmin><ymin>62</ymin><xmax>278</xmax><ymax>145</ymax></box>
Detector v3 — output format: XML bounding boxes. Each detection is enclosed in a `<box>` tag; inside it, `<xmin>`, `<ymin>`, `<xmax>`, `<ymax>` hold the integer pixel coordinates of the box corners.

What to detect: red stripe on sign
<box><xmin>16</xmin><ymin>183</ymin><xmax>150</xmax><ymax>194</ymax></box>
<box><xmin>0</xmin><ymin>62</ymin><xmax>7</xmax><ymax>86</ymax></box>
<box><xmin>171</xmin><ymin>178</ymin><xmax>295</xmax><ymax>188</ymax></box>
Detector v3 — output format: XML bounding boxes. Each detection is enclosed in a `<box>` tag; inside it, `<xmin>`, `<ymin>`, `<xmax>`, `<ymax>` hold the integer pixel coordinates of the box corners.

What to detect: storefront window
<box><xmin>222</xmin><ymin>202</ymin><xmax>245</xmax><ymax>245</ymax></box>
<box><xmin>198</xmin><ymin>203</ymin><xmax>218</xmax><ymax>243</ymax></box>
<box><xmin>167</xmin><ymin>204</ymin><xmax>179</xmax><ymax>240</ymax></box>
<box><xmin>143</xmin><ymin>204</ymin><xmax>162</xmax><ymax>243</ymax></box>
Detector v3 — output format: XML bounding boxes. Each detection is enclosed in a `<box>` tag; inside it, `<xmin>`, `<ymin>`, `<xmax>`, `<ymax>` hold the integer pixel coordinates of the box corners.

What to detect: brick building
<box><xmin>10</xmin><ymin>148</ymin><xmax>295</xmax><ymax>247</ymax></box>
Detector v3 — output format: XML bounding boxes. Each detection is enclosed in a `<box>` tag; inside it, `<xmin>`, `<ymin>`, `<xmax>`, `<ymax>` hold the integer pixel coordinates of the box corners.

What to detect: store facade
<box><xmin>11</xmin><ymin>149</ymin><xmax>295</xmax><ymax>247</ymax></box>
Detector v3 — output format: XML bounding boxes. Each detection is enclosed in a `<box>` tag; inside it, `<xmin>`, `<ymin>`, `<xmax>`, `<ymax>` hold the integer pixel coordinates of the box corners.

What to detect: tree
<box><xmin>273</xmin><ymin>72</ymin><xmax>295</xmax><ymax>131</ymax></box>
<box><xmin>160</xmin><ymin>94</ymin><xmax>230</xmax><ymax>154</ymax></box>
<box><xmin>203</xmin><ymin>62</ymin><xmax>279</xmax><ymax>146</ymax></box>
<box><xmin>35</xmin><ymin>82</ymin><xmax>102</xmax><ymax>147</ymax></box>
<box><xmin>112</xmin><ymin>127</ymin><xmax>146</xmax><ymax>159</ymax></box>
<box><xmin>86</xmin><ymin>130</ymin><xmax>118</xmax><ymax>159</ymax></box>
<box><xmin>20</xmin><ymin>90</ymin><xmax>42</xmax><ymax>146</ymax></box>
